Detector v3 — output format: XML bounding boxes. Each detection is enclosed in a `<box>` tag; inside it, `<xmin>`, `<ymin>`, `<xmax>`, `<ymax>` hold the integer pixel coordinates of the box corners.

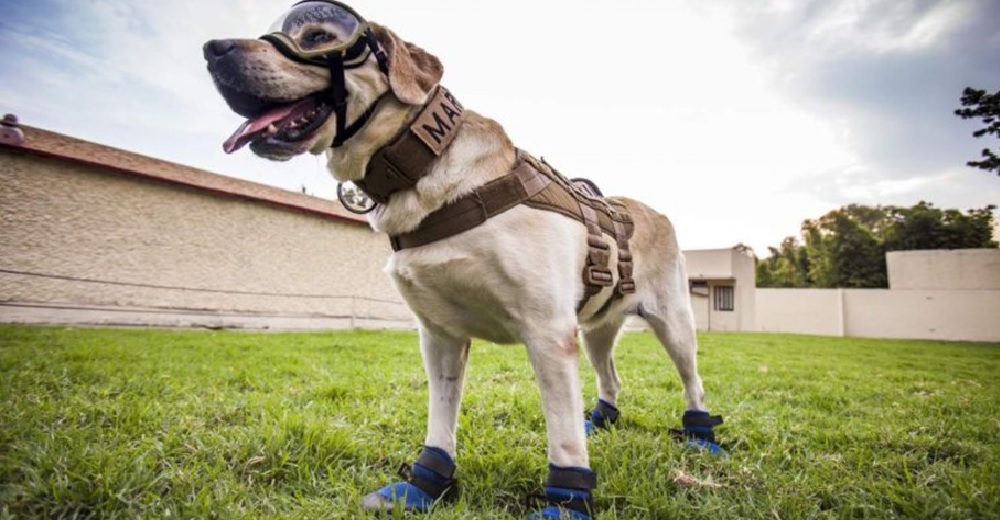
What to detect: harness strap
<box><xmin>578</xmin><ymin>203</ymin><xmax>614</xmax><ymax>311</ymax></box>
<box><xmin>389</xmin><ymin>155</ymin><xmax>551</xmax><ymax>251</ymax></box>
<box><xmin>613</xmin><ymin>220</ymin><xmax>636</xmax><ymax>296</ymax></box>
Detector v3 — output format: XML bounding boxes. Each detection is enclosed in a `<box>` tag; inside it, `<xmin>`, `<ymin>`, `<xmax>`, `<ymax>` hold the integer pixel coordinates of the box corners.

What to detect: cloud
<box><xmin>724</xmin><ymin>1</ymin><xmax>1000</xmax><ymax>174</ymax></box>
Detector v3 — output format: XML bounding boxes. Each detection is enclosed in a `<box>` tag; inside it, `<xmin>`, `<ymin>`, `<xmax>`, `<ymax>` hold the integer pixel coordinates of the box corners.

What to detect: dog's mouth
<box><xmin>223</xmin><ymin>93</ymin><xmax>335</xmax><ymax>154</ymax></box>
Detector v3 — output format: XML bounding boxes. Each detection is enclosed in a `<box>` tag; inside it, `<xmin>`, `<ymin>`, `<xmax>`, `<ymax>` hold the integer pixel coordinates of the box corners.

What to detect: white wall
<box><xmin>888</xmin><ymin>249</ymin><xmax>1000</xmax><ymax>290</ymax></box>
<box><xmin>755</xmin><ymin>289</ymin><xmax>843</xmax><ymax>337</ymax></box>
<box><xmin>756</xmin><ymin>288</ymin><xmax>1000</xmax><ymax>342</ymax></box>
<box><xmin>843</xmin><ymin>289</ymin><xmax>1000</xmax><ymax>341</ymax></box>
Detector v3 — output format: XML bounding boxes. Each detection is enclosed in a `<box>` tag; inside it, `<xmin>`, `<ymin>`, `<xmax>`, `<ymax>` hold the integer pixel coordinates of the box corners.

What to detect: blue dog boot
<box><xmin>526</xmin><ymin>465</ymin><xmax>596</xmax><ymax>520</ymax></box>
<box><xmin>362</xmin><ymin>446</ymin><xmax>455</xmax><ymax>513</ymax></box>
<box><xmin>674</xmin><ymin>410</ymin><xmax>726</xmax><ymax>455</ymax></box>
<box><xmin>584</xmin><ymin>399</ymin><xmax>619</xmax><ymax>435</ymax></box>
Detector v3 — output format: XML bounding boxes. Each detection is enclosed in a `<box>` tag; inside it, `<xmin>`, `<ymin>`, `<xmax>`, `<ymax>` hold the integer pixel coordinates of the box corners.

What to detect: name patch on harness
<box><xmin>411</xmin><ymin>87</ymin><xmax>464</xmax><ymax>156</ymax></box>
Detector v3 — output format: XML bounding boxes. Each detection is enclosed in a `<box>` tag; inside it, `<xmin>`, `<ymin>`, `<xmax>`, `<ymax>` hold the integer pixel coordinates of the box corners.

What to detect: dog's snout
<box><xmin>203</xmin><ymin>39</ymin><xmax>237</xmax><ymax>62</ymax></box>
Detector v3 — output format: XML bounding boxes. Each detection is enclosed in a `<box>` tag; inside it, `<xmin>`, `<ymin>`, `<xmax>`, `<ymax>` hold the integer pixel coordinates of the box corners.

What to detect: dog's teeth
<box><xmin>267</xmin><ymin>124</ymin><xmax>278</xmax><ymax>134</ymax></box>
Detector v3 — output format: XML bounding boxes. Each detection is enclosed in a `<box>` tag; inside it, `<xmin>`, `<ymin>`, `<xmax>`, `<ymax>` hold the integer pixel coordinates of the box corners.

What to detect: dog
<box><xmin>203</xmin><ymin>2</ymin><xmax>723</xmax><ymax>518</ymax></box>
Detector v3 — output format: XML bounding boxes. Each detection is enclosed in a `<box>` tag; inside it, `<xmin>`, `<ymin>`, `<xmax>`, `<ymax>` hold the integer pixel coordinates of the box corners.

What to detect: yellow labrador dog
<box><xmin>203</xmin><ymin>1</ymin><xmax>723</xmax><ymax>517</ymax></box>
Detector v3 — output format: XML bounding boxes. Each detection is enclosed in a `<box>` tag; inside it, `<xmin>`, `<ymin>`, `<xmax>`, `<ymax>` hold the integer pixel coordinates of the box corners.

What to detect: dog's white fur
<box><xmin>207</xmin><ymin>21</ymin><xmax>707</xmax><ymax>471</ymax></box>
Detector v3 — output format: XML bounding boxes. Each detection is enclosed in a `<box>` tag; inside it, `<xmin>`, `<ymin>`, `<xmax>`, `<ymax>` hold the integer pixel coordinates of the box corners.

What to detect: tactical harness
<box><xmin>353</xmin><ymin>86</ymin><xmax>636</xmax><ymax>310</ymax></box>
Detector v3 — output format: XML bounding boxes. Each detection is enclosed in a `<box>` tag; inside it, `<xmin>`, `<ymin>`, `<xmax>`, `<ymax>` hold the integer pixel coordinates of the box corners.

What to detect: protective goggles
<box><xmin>260</xmin><ymin>0</ymin><xmax>374</xmax><ymax>68</ymax></box>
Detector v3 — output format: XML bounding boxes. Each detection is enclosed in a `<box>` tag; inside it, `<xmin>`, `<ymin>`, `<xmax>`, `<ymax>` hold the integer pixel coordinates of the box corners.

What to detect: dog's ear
<box><xmin>370</xmin><ymin>22</ymin><xmax>443</xmax><ymax>105</ymax></box>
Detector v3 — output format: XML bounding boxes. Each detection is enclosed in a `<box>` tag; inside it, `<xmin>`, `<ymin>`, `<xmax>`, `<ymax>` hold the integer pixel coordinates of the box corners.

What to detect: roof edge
<box><xmin>1</xmin><ymin>125</ymin><xmax>368</xmax><ymax>226</ymax></box>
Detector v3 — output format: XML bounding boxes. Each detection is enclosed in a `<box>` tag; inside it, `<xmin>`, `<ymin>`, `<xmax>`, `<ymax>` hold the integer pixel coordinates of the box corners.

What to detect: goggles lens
<box><xmin>266</xmin><ymin>1</ymin><xmax>364</xmax><ymax>56</ymax></box>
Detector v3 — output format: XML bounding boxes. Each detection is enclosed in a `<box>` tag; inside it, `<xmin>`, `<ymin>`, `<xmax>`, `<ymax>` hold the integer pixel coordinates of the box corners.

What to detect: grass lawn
<box><xmin>0</xmin><ymin>325</ymin><xmax>997</xmax><ymax>519</ymax></box>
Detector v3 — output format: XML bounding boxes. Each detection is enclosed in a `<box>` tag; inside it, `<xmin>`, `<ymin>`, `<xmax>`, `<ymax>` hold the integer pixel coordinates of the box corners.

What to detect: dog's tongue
<box><xmin>223</xmin><ymin>101</ymin><xmax>303</xmax><ymax>154</ymax></box>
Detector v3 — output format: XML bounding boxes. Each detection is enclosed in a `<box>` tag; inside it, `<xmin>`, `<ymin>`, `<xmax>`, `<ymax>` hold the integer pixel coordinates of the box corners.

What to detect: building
<box><xmin>683</xmin><ymin>248</ymin><xmax>756</xmax><ymax>332</ymax></box>
<box><xmin>1</xmin><ymin>125</ymin><xmax>412</xmax><ymax>329</ymax></box>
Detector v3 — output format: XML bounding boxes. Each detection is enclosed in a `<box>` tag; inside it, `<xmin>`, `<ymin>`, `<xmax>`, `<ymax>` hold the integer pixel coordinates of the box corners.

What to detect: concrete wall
<box><xmin>757</xmin><ymin>288</ymin><xmax>1000</xmax><ymax>342</ymax></box>
<box><xmin>843</xmin><ymin>289</ymin><xmax>1000</xmax><ymax>341</ymax></box>
<box><xmin>755</xmin><ymin>288</ymin><xmax>844</xmax><ymax>337</ymax></box>
<box><xmin>0</xmin><ymin>133</ymin><xmax>413</xmax><ymax>329</ymax></box>
<box><xmin>887</xmin><ymin>249</ymin><xmax>1000</xmax><ymax>290</ymax></box>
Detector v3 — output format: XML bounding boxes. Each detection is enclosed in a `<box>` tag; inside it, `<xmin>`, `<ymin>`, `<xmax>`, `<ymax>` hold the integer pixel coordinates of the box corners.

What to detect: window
<box><xmin>713</xmin><ymin>285</ymin><xmax>734</xmax><ymax>311</ymax></box>
<box><xmin>689</xmin><ymin>281</ymin><xmax>709</xmax><ymax>297</ymax></box>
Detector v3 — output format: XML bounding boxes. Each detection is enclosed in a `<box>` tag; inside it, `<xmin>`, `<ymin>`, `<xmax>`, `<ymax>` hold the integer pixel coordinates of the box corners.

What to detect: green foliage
<box><xmin>1</xmin><ymin>326</ymin><xmax>998</xmax><ymax>519</ymax></box>
<box><xmin>756</xmin><ymin>202</ymin><xmax>997</xmax><ymax>288</ymax></box>
<box><xmin>755</xmin><ymin>237</ymin><xmax>810</xmax><ymax>288</ymax></box>
<box><xmin>804</xmin><ymin>209</ymin><xmax>888</xmax><ymax>288</ymax></box>
<box><xmin>955</xmin><ymin>87</ymin><xmax>1000</xmax><ymax>176</ymax></box>
<box><xmin>884</xmin><ymin>202</ymin><xmax>998</xmax><ymax>251</ymax></box>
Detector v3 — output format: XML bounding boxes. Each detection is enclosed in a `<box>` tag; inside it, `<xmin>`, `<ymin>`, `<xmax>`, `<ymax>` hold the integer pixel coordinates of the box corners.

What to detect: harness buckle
<box><xmin>584</xmin><ymin>265</ymin><xmax>614</xmax><ymax>287</ymax></box>
<box><xmin>587</xmin><ymin>236</ymin><xmax>609</xmax><ymax>250</ymax></box>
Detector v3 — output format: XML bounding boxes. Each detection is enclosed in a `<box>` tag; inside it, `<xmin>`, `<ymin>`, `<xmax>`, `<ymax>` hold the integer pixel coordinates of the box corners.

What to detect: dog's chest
<box><xmin>389</xmin><ymin>253</ymin><xmax>521</xmax><ymax>343</ymax></box>
<box><xmin>384</xmin><ymin>209</ymin><xmax>587</xmax><ymax>344</ymax></box>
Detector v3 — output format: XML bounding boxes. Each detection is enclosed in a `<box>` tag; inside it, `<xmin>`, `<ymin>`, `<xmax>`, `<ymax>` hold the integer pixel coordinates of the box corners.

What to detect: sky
<box><xmin>2</xmin><ymin>0</ymin><xmax>998</xmax><ymax>254</ymax></box>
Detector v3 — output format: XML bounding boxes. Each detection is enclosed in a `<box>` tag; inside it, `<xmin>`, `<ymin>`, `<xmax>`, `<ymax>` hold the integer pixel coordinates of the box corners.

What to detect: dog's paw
<box><xmin>585</xmin><ymin>399</ymin><xmax>619</xmax><ymax>436</ymax></box>
<box><xmin>686</xmin><ymin>438</ymin><xmax>728</xmax><ymax>456</ymax></box>
<box><xmin>362</xmin><ymin>482</ymin><xmax>437</xmax><ymax>513</ymax></box>
<box><xmin>526</xmin><ymin>505</ymin><xmax>592</xmax><ymax>520</ymax></box>
<box><xmin>675</xmin><ymin>410</ymin><xmax>728</xmax><ymax>457</ymax></box>
<box><xmin>362</xmin><ymin>446</ymin><xmax>456</xmax><ymax>513</ymax></box>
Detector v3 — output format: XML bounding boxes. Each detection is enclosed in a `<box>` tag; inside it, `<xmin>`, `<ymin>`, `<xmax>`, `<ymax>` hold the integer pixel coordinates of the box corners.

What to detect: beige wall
<box><xmin>757</xmin><ymin>288</ymin><xmax>1000</xmax><ymax>342</ymax></box>
<box><xmin>888</xmin><ymin>249</ymin><xmax>1000</xmax><ymax>290</ymax></box>
<box><xmin>756</xmin><ymin>289</ymin><xmax>843</xmax><ymax>337</ymax></box>
<box><xmin>0</xmin><ymin>149</ymin><xmax>413</xmax><ymax>329</ymax></box>
<box><xmin>843</xmin><ymin>289</ymin><xmax>1000</xmax><ymax>341</ymax></box>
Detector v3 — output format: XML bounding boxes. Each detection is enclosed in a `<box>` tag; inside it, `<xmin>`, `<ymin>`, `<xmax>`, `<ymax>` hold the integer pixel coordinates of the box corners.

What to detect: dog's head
<box><xmin>203</xmin><ymin>0</ymin><xmax>443</xmax><ymax>161</ymax></box>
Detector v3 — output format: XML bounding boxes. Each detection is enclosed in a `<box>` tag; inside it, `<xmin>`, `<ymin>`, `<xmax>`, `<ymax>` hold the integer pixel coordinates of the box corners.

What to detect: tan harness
<box><xmin>357</xmin><ymin>86</ymin><xmax>636</xmax><ymax>309</ymax></box>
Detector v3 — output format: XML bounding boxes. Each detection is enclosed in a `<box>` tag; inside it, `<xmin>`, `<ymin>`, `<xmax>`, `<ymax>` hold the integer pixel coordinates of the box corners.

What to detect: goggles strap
<box><xmin>366</xmin><ymin>29</ymin><xmax>390</xmax><ymax>75</ymax></box>
<box><xmin>328</xmin><ymin>33</ymin><xmax>389</xmax><ymax>148</ymax></box>
<box><xmin>327</xmin><ymin>52</ymin><xmax>350</xmax><ymax>147</ymax></box>
<box><xmin>334</xmin><ymin>91</ymin><xmax>390</xmax><ymax>148</ymax></box>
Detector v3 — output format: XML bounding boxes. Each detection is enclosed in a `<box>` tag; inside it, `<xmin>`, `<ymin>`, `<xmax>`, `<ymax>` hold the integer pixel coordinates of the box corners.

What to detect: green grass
<box><xmin>0</xmin><ymin>326</ymin><xmax>997</xmax><ymax>519</ymax></box>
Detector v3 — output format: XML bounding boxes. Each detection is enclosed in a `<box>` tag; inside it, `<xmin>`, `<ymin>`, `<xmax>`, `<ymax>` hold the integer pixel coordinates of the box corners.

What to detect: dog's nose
<box><xmin>203</xmin><ymin>39</ymin><xmax>237</xmax><ymax>61</ymax></box>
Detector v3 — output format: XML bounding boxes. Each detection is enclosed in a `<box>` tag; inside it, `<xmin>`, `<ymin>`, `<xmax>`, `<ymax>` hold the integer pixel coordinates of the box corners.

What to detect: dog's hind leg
<box><xmin>644</xmin><ymin>298</ymin><xmax>706</xmax><ymax>413</ymax></box>
<box><xmin>362</xmin><ymin>326</ymin><xmax>470</xmax><ymax>513</ymax></box>
<box><xmin>642</xmin><ymin>258</ymin><xmax>725</xmax><ymax>453</ymax></box>
<box><xmin>524</xmin><ymin>328</ymin><xmax>596</xmax><ymax>519</ymax></box>
<box><xmin>581</xmin><ymin>317</ymin><xmax>625</xmax><ymax>433</ymax></box>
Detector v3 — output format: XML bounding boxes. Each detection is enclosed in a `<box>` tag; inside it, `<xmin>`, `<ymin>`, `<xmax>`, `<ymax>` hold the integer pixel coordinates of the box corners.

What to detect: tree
<box><xmin>756</xmin><ymin>202</ymin><xmax>997</xmax><ymax>289</ymax></box>
<box><xmin>883</xmin><ymin>202</ymin><xmax>998</xmax><ymax>251</ymax></box>
<box><xmin>803</xmin><ymin>211</ymin><xmax>887</xmax><ymax>288</ymax></box>
<box><xmin>755</xmin><ymin>237</ymin><xmax>810</xmax><ymax>288</ymax></box>
<box><xmin>955</xmin><ymin>87</ymin><xmax>1000</xmax><ymax>176</ymax></box>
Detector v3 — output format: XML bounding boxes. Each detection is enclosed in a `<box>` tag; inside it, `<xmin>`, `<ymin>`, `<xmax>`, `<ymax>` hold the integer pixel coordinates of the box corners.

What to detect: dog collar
<box><xmin>344</xmin><ymin>86</ymin><xmax>465</xmax><ymax>208</ymax></box>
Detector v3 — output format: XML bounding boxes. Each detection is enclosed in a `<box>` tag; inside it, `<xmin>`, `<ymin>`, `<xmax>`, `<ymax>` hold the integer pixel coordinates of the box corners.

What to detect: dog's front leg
<box><xmin>420</xmin><ymin>326</ymin><xmax>471</xmax><ymax>455</ymax></box>
<box><xmin>362</xmin><ymin>326</ymin><xmax>469</xmax><ymax>513</ymax></box>
<box><xmin>525</xmin><ymin>329</ymin><xmax>596</xmax><ymax>520</ymax></box>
